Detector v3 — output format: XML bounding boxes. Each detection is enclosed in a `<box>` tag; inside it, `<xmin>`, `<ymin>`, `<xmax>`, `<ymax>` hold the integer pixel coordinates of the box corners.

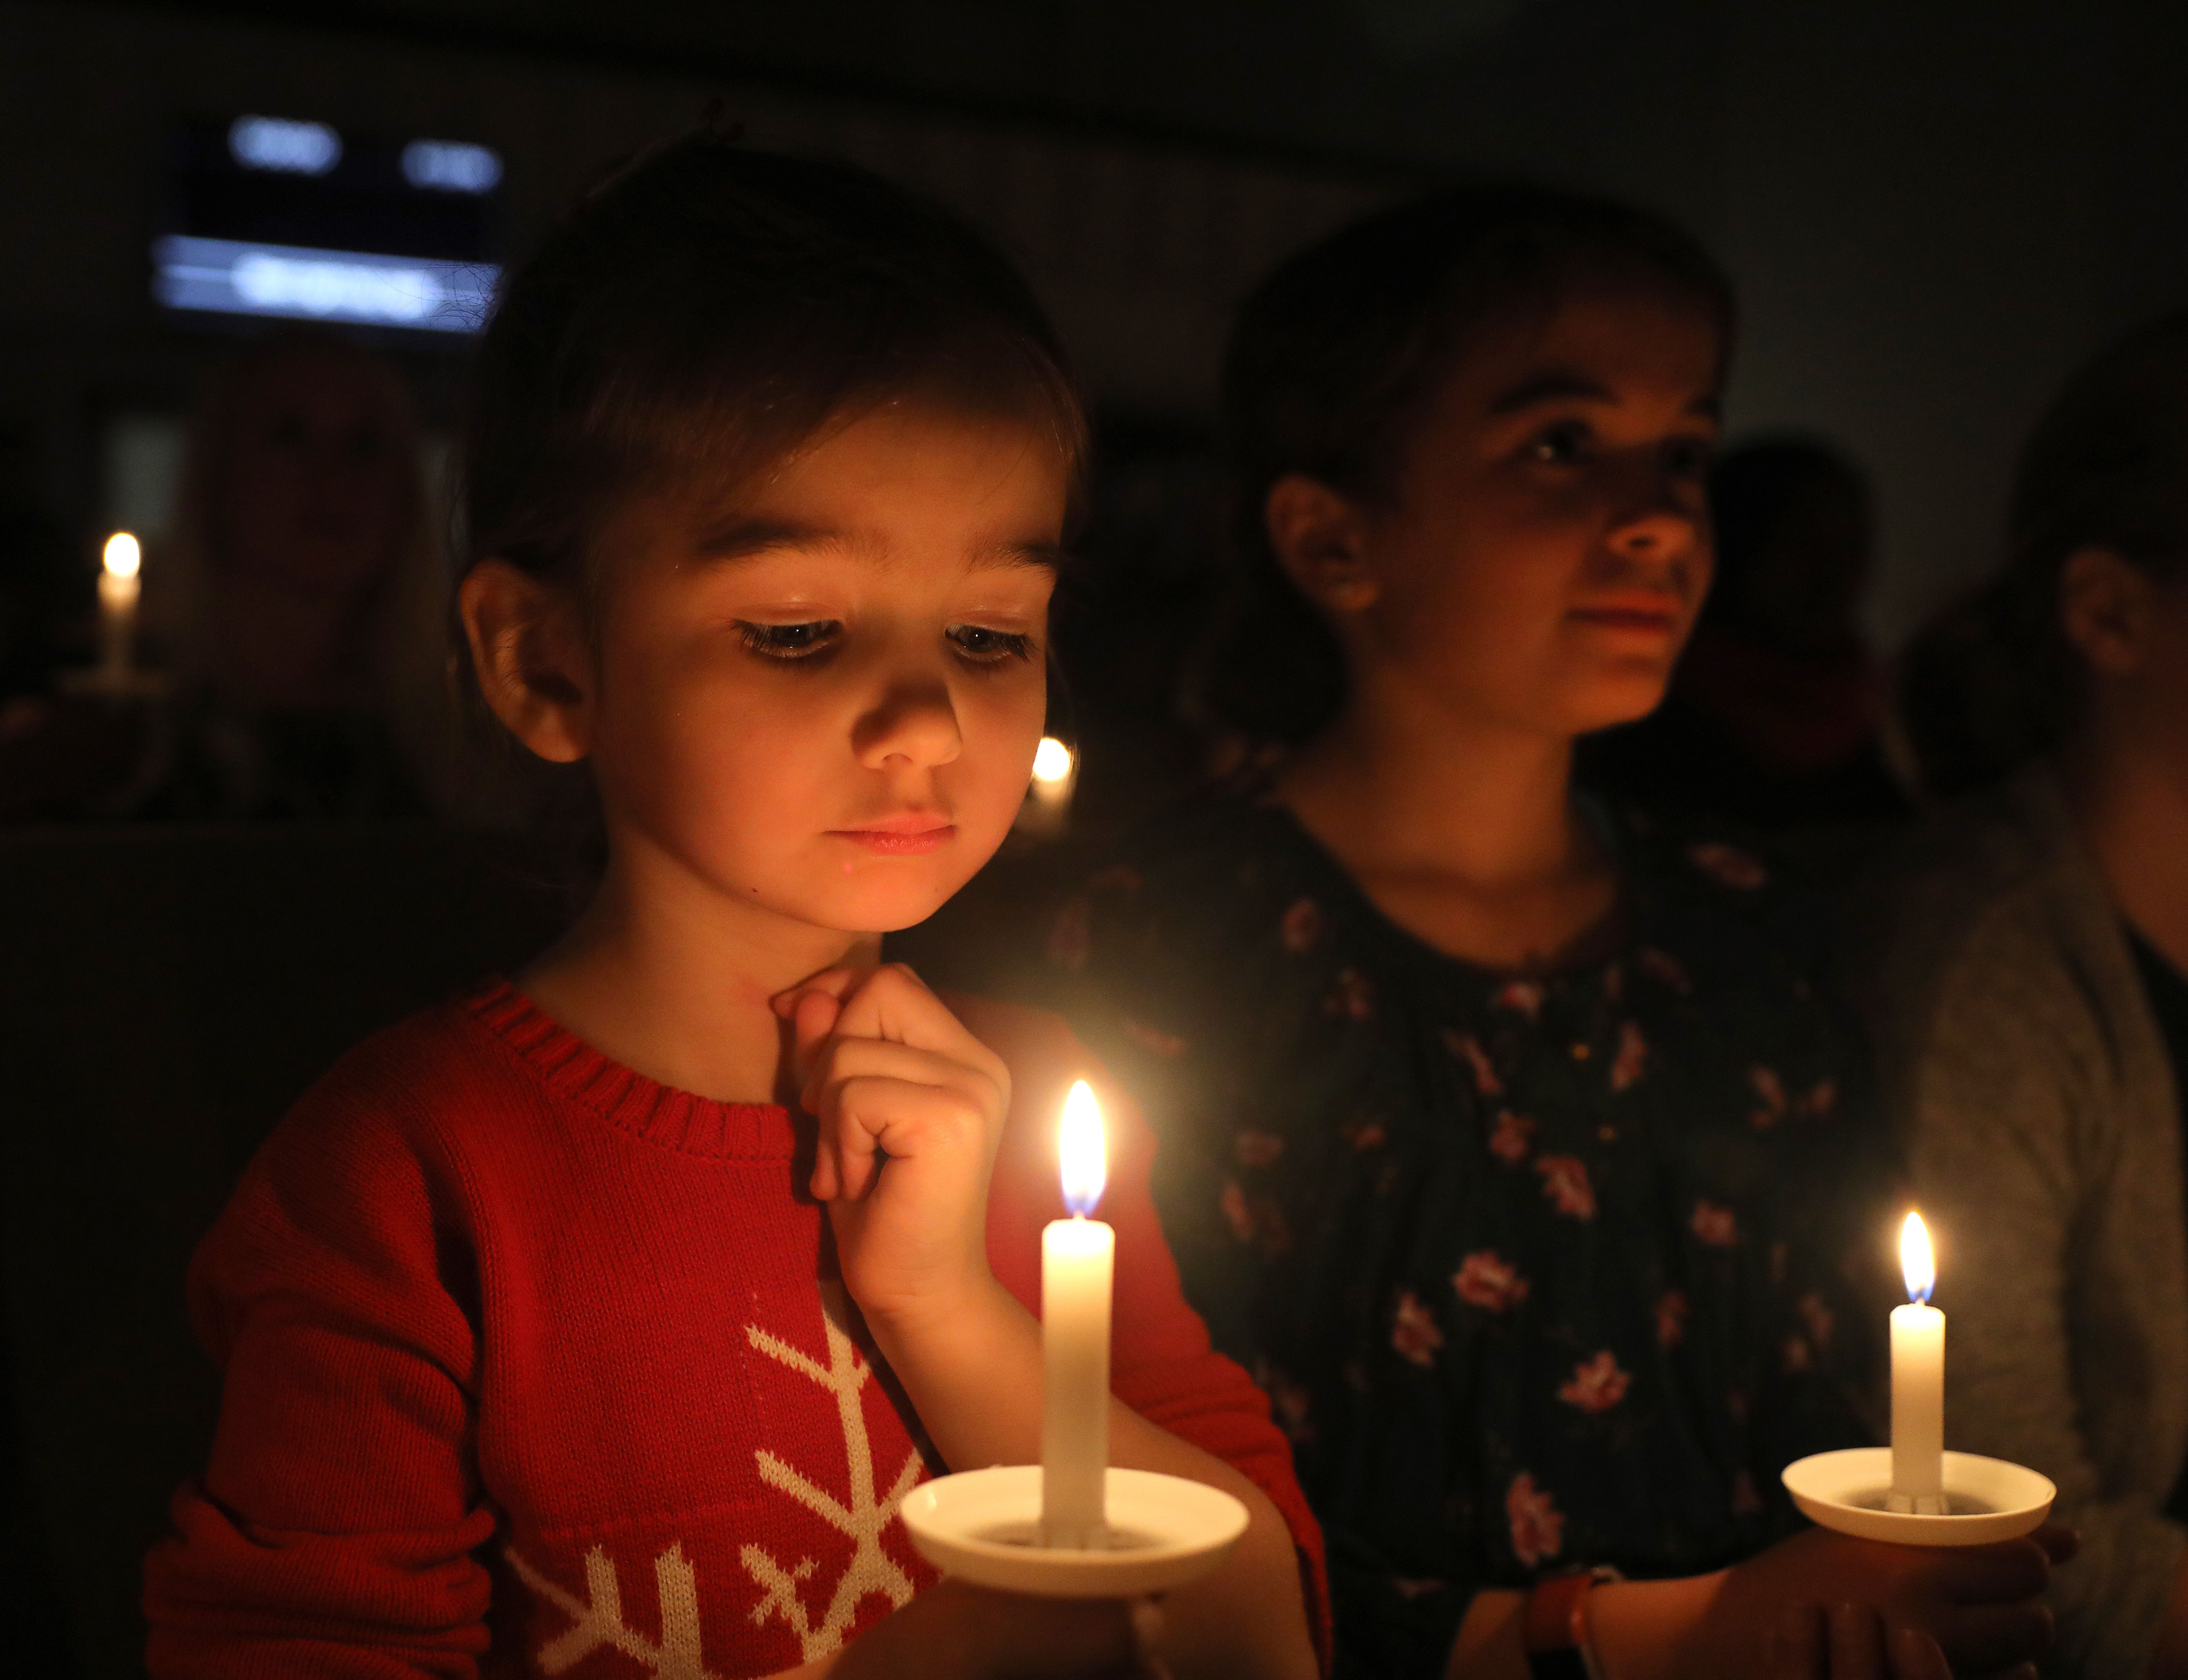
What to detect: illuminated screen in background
<box><xmin>153</xmin><ymin>116</ymin><xmax>504</xmax><ymax>335</ymax></box>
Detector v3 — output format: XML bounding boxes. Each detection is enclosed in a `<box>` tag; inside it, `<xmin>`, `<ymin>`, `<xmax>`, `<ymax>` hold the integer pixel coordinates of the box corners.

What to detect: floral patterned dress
<box><xmin>1044</xmin><ymin>786</ymin><xmax>1893</xmax><ymax>1678</ymax></box>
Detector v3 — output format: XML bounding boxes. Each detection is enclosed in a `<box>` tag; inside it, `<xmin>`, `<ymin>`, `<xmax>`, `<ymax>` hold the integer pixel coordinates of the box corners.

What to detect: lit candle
<box><xmin>1889</xmin><ymin>1210</ymin><xmax>1946</xmax><ymax>1514</ymax></box>
<box><xmin>99</xmin><ymin>531</ymin><xmax>142</xmax><ymax>684</ymax></box>
<box><xmin>1017</xmin><ymin>736</ymin><xmax>1076</xmax><ymax>839</ymax></box>
<box><xmin>1041</xmin><ymin>1079</ymin><xmax>1113</xmax><ymax>1548</ymax></box>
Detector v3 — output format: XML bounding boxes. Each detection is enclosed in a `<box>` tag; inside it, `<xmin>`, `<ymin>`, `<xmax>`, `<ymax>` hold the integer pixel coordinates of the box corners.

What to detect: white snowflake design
<box><xmin>504</xmin><ymin>1287</ymin><xmax>922</xmax><ymax>1675</ymax></box>
<box><xmin>506</xmin><ymin>1542</ymin><xmax>718</xmax><ymax>1680</ymax></box>
<box><xmin>740</xmin><ymin>1284</ymin><xmax>924</xmax><ymax>1661</ymax></box>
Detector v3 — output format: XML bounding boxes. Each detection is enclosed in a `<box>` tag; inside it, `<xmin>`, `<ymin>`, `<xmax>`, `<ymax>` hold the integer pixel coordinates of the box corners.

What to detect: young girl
<box><xmin>1045</xmin><ymin>187</ymin><xmax>2066</xmax><ymax>1677</ymax></box>
<box><xmin>1855</xmin><ymin>314</ymin><xmax>2188</xmax><ymax>1680</ymax></box>
<box><xmin>141</xmin><ymin>137</ymin><xmax>1323</xmax><ymax>1679</ymax></box>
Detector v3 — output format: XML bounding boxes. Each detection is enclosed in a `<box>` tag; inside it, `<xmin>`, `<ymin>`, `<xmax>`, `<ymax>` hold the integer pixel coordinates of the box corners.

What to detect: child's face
<box><xmin>578</xmin><ymin>403</ymin><xmax>1064</xmax><ymax>936</ymax></box>
<box><xmin>1298</xmin><ymin>274</ymin><xmax>1721</xmax><ymax>739</ymax></box>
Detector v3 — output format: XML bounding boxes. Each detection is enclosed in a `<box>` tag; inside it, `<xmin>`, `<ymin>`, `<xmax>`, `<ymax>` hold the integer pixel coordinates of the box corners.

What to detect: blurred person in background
<box><xmin>0</xmin><ymin>330</ymin><xmax>455</xmax><ymax>821</ymax></box>
<box><xmin>132</xmin><ymin>328</ymin><xmax>453</xmax><ymax>819</ymax></box>
<box><xmin>1583</xmin><ymin>436</ymin><xmax>1908</xmax><ymax>829</ymax></box>
<box><xmin>1848</xmin><ymin>312</ymin><xmax>2188</xmax><ymax>1680</ymax></box>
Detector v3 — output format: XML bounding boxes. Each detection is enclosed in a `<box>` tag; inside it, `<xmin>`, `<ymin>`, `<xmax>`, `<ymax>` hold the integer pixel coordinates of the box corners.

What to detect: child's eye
<box><xmin>1526</xmin><ymin>422</ymin><xmax>1593</xmax><ymax>466</ymax></box>
<box><xmin>947</xmin><ymin>624</ymin><xmax>1035</xmax><ymax>664</ymax></box>
<box><xmin>736</xmin><ymin>620</ymin><xmax>841</xmax><ymax>659</ymax></box>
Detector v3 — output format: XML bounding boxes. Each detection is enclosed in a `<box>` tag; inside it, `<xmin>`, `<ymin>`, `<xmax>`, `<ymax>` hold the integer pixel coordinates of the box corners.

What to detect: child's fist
<box><xmin>773</xmin><ymin>964</ymin><xmax>1013</xmax><ymax>1328</ymax></box>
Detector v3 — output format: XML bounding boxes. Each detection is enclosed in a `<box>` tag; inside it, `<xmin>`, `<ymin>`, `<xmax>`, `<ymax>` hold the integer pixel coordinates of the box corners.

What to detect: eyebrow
<box><xmin>1488</xmin><ymin>369</ymin><xmax>1722</xmax><ymax>421</ymax></box>
<box><xmin>690</xmin><ymin>518</ymin><xmax>1064</xmax><ymax>572</ymax></box>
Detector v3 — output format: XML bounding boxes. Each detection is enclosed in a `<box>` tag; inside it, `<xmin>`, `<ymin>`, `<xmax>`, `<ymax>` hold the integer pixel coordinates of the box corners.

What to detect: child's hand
<box><xmin>826</xmin><ymin>1580</ymin><xmax>1159</xmax><ymax>1679</ymax></box>
<box><xmin>1768</xmin><ymin>1604</ymin><xmax>1955</xmax><ymax>1680</ymax></box>
<box><xmin>833</xmin><ymin>1581</ymin><xmax>1159</xmax><ymax>1678</ymax></box>
<box><xmin>1718</xmin><ymin>1523</ymin><xmax>2073</xmax><ymax>1678</ymax></box>
<box><xmin>774</xmin><ymin>964</ymin><xmax>1013</xmax><ymax>1330</ymax></box>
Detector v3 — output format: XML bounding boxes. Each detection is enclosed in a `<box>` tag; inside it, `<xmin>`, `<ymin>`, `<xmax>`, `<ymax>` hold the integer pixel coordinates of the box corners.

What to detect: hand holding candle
<box><xmin>1889</xmin><ymin>1211</ymin><xmax>1946</xmax><ymax>1515</ymax></box>
<box><xmin>1042</xmin><ymin>1079</ymin><xmax>1113</xmax><ymax>1548</ymax></box>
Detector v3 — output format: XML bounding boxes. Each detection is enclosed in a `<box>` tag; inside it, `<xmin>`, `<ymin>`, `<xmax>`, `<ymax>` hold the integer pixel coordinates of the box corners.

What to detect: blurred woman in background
<box><xmin>1851</xmin><ymin>313</ymin><xmax>2188</xmax><ymax>1680</ymax></box>
<box><xmin>130</xmin><ymin>328</ymin><xmax>454</xmax><ymax>819</ymax></box>
<box><xmin>0</xmin><ymin>328</ymin><xmax>456</xmax><ymax>823</ymax></box>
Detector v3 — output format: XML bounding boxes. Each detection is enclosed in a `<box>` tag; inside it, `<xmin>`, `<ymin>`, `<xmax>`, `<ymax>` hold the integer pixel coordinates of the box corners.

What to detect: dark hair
<box><xmin>451</xmin><ymin>132</ymin><xmax>1085</xmax><ymax>851</ymax></box>
<box><xmin>1899</xmin><ymin>312</ymin><xmax>2188</xmax><ymax>796</ymax></box>
<box><xmin>462</xmin><ymin>132</ymin><xmax>1085</xmax><ymax>598</ymax></box>
<box><xmin>1197</xmin><ymin>182</ymin><xmax>1737</xmax><ymax>745</ymax></box>
<box><xmin>1702</xmin><ymin>435</ymin><xmax>1871</xmax><ymax>639</ymax></box>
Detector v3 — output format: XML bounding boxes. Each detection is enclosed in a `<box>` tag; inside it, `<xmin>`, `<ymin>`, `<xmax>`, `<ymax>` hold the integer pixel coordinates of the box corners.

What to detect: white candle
<box><xmin>1889</xmin><ymin>1210</ymin><xmax>1946</xmax><ymax>1514</ymax></box>
<box><xmin>1041</xmin><ymin>1078</ymin><xmax>1112</xmax><ymax>1548</ymax></box>
<box><xmin>99</xmin><ymin>531</ymin><xmax>141</xmax><ymax>683</ymax></box>
<box><xmin>1016</xmin><ymin>737</ymin><xmax>1076</xmax><ymax>839</ymax></box>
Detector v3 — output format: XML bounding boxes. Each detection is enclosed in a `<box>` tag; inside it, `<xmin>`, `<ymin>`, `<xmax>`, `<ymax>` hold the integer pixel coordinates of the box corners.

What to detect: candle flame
<box><xmin>1059</xmin><ymin>1079</ymin><xmax>1106</xmax><ymax>1216</ymax></box>
<box><xmin>1900</xmin><ymin>1210</ymin><xmax>1935</xmax><ymax>1304</ymax></box>
<box><xmin>1032</xmin><ymin>736</ymin><xmax>1074</xmax><ymax>785</ymax></box>
<box><xmin>102</xmin><ymin>531</ymin><xmax>141</xmax><ymax>581</ymax></box>
<box><xmin>1037</xmin><ymin>735</ymin><xmax>1081</xmax><ymax>787</ymax></box>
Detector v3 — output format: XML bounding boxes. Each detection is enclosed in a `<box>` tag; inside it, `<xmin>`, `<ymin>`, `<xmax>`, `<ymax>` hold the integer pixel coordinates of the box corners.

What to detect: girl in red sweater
<box><xmin>143</xmin><ymin>134</ymin><xmax>1324</xmax><ymax>1680</ymax></box>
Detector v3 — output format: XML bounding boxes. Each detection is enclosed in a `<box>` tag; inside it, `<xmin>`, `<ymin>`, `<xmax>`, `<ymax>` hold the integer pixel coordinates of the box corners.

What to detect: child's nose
<box><xmin>852</xmin><ymin>677</ymin><xmax>964</xmax><ymax>770</ymax></box>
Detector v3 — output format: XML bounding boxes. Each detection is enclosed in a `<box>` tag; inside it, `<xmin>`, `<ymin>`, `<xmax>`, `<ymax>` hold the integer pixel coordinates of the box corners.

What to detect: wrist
<box><xmin>1524</xmin><ymin>1569</ymin><xmax>1620</xmax><ymax>1680</ymax></box>
<box><xmin>858</xmin><ymin>1273</ymin><xmax>1022</xmax><ymax>1370</ymax></box>
<box><xmin>1586</xmin><ymin>1570</ymin><xmax>1727</xmax><ymax>1680</ymax></box>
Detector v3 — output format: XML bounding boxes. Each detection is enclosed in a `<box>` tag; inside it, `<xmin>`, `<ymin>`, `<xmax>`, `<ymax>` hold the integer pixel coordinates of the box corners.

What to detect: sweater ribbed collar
<box><xmin>467</xmin><ymin>978</ymin><xmax>800</xmax><ymax>1160</ymax></box>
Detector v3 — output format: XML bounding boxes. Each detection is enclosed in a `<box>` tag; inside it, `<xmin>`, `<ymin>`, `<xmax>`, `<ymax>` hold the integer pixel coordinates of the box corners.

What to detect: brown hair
<box><xmin>1199</xmin><ymin>182</ymin><xmax>1737</xmax><ymax>746</ymax></box>
<box><xmin>453</xmin><ymin>133</ymin><xmax>1086</xmax><ymax>841</ymax></box>
<box><xmin>1899</xmin><ymin>312</ymin><xmax>2188</xmax><ymax>797</ymax></box>
<box><xmin>461</xmin><ymin>132</ymin><xmax>1086</xmax><ymax>601</ymax></box>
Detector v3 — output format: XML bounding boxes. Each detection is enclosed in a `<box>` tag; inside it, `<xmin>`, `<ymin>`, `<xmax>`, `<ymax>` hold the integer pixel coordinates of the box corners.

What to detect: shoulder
<box><xmin>234</xmin><ymin>983</ymin><xmax>540</xmax><ymax>1232</ymax></box>
<box><xmin>1846</xmin><ymin>774</ymin><xmax>2101</xmax><ymax>1038</ymax></box>
<box><xmin>1052</xmin><ymin>785</ymin><xmax>1340</xmax><ymax>985</ymax></box>
<box><xmin>1611</xmin><ymin>801</ymin><xmax>1838</xmax><ymax>985</ymax></box>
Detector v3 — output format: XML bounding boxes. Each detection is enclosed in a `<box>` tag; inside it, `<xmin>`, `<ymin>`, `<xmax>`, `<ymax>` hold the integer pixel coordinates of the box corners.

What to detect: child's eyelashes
<box><xmin>732</xmin><ymin>619</ymin><xmax>1036</xmax><ymax>666</ymax></box>
<box><xmin>946</xmin><ymin>624</ymin><xmax>1037</xmax><ymax>665</ymax></box>
<box><xmin>736</xmin><ymin>620</ymin><xmax>842</xmax><ymax>659</ymax></box>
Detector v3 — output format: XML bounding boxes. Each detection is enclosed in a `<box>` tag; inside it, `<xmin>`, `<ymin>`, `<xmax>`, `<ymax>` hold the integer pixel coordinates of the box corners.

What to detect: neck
<box><xmin>1281</xmin><ymin>667</ymin><xmax>1587</xmax><ymax>892</ymax></box>
<box><xmin>522</xmin><ymin>832</ymin><xmax>879</xmax><ymax>1105</ymax></box>
<box><xmin>2059</xmin><ymin>722</ymin><xmax>2188</xmax><ymax>973</ymax></box>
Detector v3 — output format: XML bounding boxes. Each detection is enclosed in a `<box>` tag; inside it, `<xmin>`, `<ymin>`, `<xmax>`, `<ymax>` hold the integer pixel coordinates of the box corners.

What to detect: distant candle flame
<box><xmin>102</xmin><ymin>531</ymin><xmax>141</xmax><ymax>581</ymax></box>
<box><xmin>1901</xmin><ymin>1210</ymin><xmax>1935</xmax><ymax>1304</ymax></box>
<box><xmin>1059</xmin><ymin>1079</ymin><xmax>1106</xmax><ymax>1216</ymax></box>
<box><xmin>1032</xmin><ymin>736</ymin><xmax>1074</xmax><ymax>785</ymax></box>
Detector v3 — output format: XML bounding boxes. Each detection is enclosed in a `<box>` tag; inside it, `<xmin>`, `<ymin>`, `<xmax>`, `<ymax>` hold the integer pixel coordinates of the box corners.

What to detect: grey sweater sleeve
<box><xmin>1890</xmin><ymin>916</ymin><xmax>2185</xmax><ymax>1680</ymax></box>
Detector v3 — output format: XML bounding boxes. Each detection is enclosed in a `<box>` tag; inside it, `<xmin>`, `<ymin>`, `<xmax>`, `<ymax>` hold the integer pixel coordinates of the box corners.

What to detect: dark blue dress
<box><xmin>1045</xmin><ymin>787</ymin><xmax>1893</xmax><ymax>1677</ymax></box>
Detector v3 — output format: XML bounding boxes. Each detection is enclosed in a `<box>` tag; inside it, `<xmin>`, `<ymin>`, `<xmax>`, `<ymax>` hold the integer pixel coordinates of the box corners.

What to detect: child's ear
<box><xmin>2058</xmin><ymin>546</ymin><xmax>2155</xmax><ymax>678</ymax></box>
<box><xmin>1265</xmin><ymin>473</ymin><xmax>1380</xmax><ymax>617</ymax></box>
<box><xmin>458</xmin><ymin>560</ymin><xmax>595</xmax><ymax>764</ymax></box>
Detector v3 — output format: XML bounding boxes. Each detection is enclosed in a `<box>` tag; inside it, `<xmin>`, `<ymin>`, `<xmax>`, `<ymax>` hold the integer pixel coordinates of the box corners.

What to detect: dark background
<box><xmin>5</xmin><ymin>0</ymin><xmax>2188</xmax><ymax>644</ymax></box>
<box><xmin>5</xmin><ymin>4</ymin><xmax>2188</xmax><ymax>1673</ymax></box>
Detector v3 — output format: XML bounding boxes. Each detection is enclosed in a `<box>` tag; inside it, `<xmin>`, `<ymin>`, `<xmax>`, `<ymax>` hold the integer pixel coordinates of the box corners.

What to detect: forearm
<box><xmin>867</xmin><ymin>1285</ymin><xmax>1316</xmax><ymax>1680</ymax></box>
<box><xmin>1445</xmin><ymin>1576</ymin><xmax>1728</xmax><ymax>1680</ymax></box>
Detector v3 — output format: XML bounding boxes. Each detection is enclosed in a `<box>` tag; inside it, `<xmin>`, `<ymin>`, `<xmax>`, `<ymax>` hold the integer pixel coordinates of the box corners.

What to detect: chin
<box><xmin>1560</xmin><ymin>668</ymin><xmax>1676</xmax><ymax>737</ymax></box>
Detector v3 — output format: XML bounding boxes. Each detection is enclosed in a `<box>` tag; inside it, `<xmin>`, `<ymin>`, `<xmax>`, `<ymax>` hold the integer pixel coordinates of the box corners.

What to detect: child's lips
<box><xmin>829</xmin><ymin>820</ymin><xmax>957</xmax><ymax>855</ymax></box>
<box><xmin>1569</xmin><ymin>599</ymin><xmax>1682</xmax><ymax>636</ymax></box>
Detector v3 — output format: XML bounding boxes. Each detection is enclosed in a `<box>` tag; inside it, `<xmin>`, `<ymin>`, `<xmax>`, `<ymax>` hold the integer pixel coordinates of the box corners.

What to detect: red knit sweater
<box><xmin>143</xmin><ymin>980</ymin><xmax>1327</xmax><ymax>1678</ymax></box>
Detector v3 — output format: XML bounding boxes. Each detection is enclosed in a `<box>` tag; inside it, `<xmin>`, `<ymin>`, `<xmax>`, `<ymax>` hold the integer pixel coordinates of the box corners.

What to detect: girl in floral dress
<box><xmin>1046</xmin><ymin>186</ymin><xmax>2066</xmax><ymax>1678</ymax></box>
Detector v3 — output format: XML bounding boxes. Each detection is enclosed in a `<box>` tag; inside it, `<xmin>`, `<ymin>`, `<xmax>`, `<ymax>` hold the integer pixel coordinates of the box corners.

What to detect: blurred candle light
<box><xmin>1889</xmin><ymin>1211</ymin><xmax>1947</xmax><ymax>1514</ymax></box>
<box><xmin>1017</xmin><ymin>736</ymin><xmax>1076</xmax><ymax>839</ymax></box>
<box><xmin>99</xmin><ymin>532</ymin><xmax>142</xmax><ymax>684</ymax></box>
<box><xmin>1041</xmin><ymin>1079</ymin><xmax>1113</xmax><ymax>1547</ymax></box>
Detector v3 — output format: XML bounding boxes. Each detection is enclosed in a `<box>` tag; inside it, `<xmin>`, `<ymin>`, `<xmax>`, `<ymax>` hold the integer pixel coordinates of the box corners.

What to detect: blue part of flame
<box><xmin>1063</xmin><ymin>1186</ymin><xmax>1103</xmax><ymax>1219</ymax></box>
<box><xmin>1909</xmin><ymin>1276</ymin><xmax>1933</xmax><ymax>1305</ymax></box>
